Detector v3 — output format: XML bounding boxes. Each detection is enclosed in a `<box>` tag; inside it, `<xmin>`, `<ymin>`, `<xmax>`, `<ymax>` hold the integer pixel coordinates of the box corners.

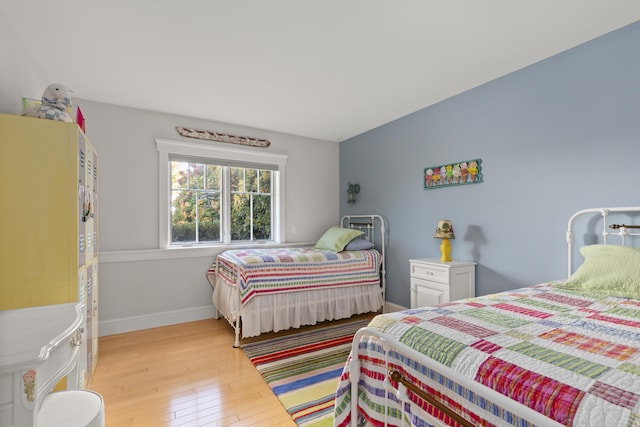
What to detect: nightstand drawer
<box><xmin>410</xmin><ymin>263</ymin><xmax>448</xmax><ymax>283</ymax></box>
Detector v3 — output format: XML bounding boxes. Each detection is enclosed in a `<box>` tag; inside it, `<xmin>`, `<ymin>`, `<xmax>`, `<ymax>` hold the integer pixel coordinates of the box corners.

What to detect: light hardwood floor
<box><xmin>89</xmin><ymin>318</ymin><xmax>297</xmax><ymax>427</ymax></box>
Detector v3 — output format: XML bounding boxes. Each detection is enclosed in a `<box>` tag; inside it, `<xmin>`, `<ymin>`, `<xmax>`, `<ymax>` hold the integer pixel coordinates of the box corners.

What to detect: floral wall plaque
<box><xmin>424</xmin><ymin>158</ymin><xmax>482</xmax><ymax>190</ymax></box>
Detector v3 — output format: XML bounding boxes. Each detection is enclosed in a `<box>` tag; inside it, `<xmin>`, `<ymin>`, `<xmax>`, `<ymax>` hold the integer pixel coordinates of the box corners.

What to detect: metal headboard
<box><xmin>341</xmin><ymin>214</ymin><xmax>387</xmax><ymax>308</ymax></box>
<box><xmin>566</xmin><ymin>206</ymin><xmax>640</xmax><ymax>276</ymax></box>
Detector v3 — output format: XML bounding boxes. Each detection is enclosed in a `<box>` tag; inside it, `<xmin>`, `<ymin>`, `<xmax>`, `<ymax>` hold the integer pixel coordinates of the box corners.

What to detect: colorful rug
<box><xmin>242</xmin><ymin>318</ymin><xmax>371</xmax><ymax>427</ymax></box>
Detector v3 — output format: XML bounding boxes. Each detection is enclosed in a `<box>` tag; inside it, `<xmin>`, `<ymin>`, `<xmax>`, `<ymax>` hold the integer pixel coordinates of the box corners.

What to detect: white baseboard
<box><xmin>100</xmin><ymin>302</ymin><xmax>406</xmax><ymax>337</ymax></box>
<box><xmin>385</xmin><ymin>301</ymin><xmax>406</xmax><ymax>312</ymax></box>
<box><xmin>99</xmin><ymin>305</ymin><xmax>215</xmax><ymax>337</ymax></box>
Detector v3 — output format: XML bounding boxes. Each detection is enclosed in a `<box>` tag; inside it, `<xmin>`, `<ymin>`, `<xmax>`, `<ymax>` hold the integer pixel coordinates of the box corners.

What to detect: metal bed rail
<box><xmin>341</xmin><ymin>214</ymin><xmax>387</xmax><ymax>309</ymax></box>
<box><xmin>566</xmin><ymin>206</ymin><xmax>640</xmax><ymax>276</ymax></box>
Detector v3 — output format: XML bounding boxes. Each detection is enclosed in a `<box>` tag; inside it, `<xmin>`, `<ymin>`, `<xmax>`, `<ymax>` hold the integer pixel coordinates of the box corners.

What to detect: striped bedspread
<box><xmin>334</xmin><ymin>283</ymin><xmax>640</xmax><ymax>426</ymax></box>
<box><xmin>214</xmin><ymin>247</ymin><xmax>381</xmax><ymax>307</ymax></box>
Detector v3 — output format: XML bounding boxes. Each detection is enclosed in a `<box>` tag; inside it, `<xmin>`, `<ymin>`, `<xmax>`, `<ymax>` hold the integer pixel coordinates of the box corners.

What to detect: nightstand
<box><xmin>409</xmin><ymin>258</ymin><xmax>476</xmax><ymax>308</ymax></box>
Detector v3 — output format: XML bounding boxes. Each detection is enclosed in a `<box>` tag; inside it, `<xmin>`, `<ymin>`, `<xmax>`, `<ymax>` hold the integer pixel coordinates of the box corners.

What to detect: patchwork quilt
<box><xmin>213</xmin><ymin>247</ymin><xmax>382</xmax><ymax>307</ymax></box>
<box><xmin>334</xmin><ymin>284</ymin><xmax>640</xmax><ymax>426</ymax></box>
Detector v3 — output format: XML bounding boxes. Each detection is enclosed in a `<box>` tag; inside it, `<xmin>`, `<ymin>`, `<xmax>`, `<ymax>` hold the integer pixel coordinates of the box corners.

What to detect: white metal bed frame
<box><xmin>213</xmin><ymin>214</ymin><xmax>387</xmax><ymax>348</ymax></box>
<box><xmin>567</xmin><ymin>206</ymin><xmax>640</xmax><ymax>276</ymax></box>
<box><xmin>346</xmin><ymin>206</ymin><xmax>640</xmax><ymax>427</ymax></box>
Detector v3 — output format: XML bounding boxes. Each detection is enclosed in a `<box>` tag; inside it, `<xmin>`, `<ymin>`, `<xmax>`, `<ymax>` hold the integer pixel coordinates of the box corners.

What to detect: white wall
<box><xmin>0</xmin><ymin>10</ymin><xmax>48</xmax><ymax>114</ymax></box>
<box><xmin>0</xmin><ymin>19</ymin><xmax>340</xmax><ymax>335</ymax></box>
<box><xmin>75</xmin><ymin>99</ymin><xmax>340</xmax><ymax>335</ymax></box>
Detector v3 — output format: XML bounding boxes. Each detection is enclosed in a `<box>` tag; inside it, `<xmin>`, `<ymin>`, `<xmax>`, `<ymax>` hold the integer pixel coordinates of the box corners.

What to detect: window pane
<box><xmin>246</xmin><ymin>168</ymin><xmax>258</xmax><ymax>193</ymax></box>
<box><xmin>189</xmin><ymin>163</ymin><xmax>204</xmax><ymax>190</ymax></box>
<box><xmin>198</xmin><ymin>192</ymin><xmax>221</xmax><ymax>242</ymax></box>
<box><xmin>171</xmin><ymin>190</ymin><xmax>196</xmax><ymax>242</ymax></box>
<box><xmin>259</xmin><ymin>170</ymin><xmax>271</xmax><ymax>194</ymax></box>
<box><xmin>230</xmin><ymin>167</ymin><xmax>244</xmax><ymax>192</ymax></box>
<box><xmin>205</xmin><ymin>165</ymin><xmax>221</xmax><ymax>191</ymax></box>
<box><xmin>253</xmin><ymin>194</ymin><xmax>271</xmax><ymax>240</ymax></box>
<box><xmin>231</xmin><ymin>193</ymin><xmax>250</xmax><ymax>240</ymax></box>
<box><xmin>171</xmin><ymin>162</ymin><xmax>189</xmax><ymax>189</ymax></box>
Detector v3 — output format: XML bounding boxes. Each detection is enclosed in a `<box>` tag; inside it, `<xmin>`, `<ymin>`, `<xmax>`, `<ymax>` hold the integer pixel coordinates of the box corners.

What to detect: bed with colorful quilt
<box><xmin>334</xmin><ymin>207</ymin><xmax>640</xmax><ymax>426</ymax></box>
<box><xmin>207</xmin><ymin>215</ymin><xmax>386</xmax><ymax>347</ymax></box>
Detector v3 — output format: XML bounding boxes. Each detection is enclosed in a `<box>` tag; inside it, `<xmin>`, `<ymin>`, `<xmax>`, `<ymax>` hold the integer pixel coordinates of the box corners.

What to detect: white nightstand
<box><xmin>409</xmin><ymin>258</ymin><xmax>476</xmax><ymax>308</ymax></box>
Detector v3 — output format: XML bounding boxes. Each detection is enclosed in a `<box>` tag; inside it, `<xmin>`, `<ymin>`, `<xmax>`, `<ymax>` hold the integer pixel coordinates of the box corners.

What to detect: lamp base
<box><xmin>440</xmin><ymin>238</ymin><xmax>452</xmax><ymax>262</ymax></box>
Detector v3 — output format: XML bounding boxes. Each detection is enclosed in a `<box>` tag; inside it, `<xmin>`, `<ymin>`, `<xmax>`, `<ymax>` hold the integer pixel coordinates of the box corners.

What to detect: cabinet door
<box><xmin>0</xmin><ymin>115</ymin><xmax>77</xmax><ymax>310</ymax></box>
<box><xmin>450</xmin><ymin>268</ymin><xmax>475</xmax><ymax>301</ymax></box>
<box><xmin>411</xmin><ymin>278</ymin><xmax>449</xmax><ymax>308</ymax></box>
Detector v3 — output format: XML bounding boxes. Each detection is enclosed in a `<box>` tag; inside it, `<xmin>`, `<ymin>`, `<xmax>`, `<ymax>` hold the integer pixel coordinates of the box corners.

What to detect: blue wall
<box><xmin>340</xmin><ymin>22</ymin><xmax>640</xmax><ymax>308</ymax></box>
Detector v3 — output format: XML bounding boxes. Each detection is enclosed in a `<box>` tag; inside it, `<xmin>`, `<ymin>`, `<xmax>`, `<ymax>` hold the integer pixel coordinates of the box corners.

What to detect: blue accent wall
<box><xmin>340</xmin><ymin>22</ymin><xmax>640</xmax><ymax>308</ymax></box>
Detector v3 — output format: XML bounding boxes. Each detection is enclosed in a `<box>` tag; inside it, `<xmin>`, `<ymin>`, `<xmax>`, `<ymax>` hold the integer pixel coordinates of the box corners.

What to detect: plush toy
<box><xmin>24</xmin><ymin>83</ymin><xmax>73</xmax><ymax>122</ymax></box>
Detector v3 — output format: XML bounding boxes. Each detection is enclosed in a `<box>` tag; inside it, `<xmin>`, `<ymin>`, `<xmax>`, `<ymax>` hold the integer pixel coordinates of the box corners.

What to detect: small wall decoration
<box><xmin>176</xmin><ymin>126</ymin><xmax>271</xmax><ymax>148</ymax></box>
<box><xmin>424</xmin><ymin>158</ymin><xmax>482</xmax><ymax>190</ymax></box>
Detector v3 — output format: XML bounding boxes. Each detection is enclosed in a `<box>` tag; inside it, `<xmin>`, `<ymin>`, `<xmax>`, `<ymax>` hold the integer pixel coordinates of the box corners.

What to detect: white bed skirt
<box><xmin>213</xmin><ymin>283</ymin><xmax>383</xmax><ymax>338</ymax></box>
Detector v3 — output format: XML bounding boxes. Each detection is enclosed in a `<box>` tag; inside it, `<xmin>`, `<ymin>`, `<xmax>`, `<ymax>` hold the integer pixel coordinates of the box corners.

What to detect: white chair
<box><xmin>31</xmin><ymin>331</ymin><xmax>105</xmax><ymax>427</ymax></box>
<box><xmin>37</xmin><ymin>390</ymin><xmax>104</xmax><ymax>427</ymax></box>
<box><xmin>1</xmin><ymin>304</ymin><xmax>105</xmax><ymax>427</ymax></box>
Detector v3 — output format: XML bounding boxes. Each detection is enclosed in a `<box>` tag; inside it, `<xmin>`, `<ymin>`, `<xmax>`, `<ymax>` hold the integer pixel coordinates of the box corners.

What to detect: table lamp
<box><xmin>434</xmin><ymin>220</ymin><xmax>455</xmax><ymax>262</ymax></box>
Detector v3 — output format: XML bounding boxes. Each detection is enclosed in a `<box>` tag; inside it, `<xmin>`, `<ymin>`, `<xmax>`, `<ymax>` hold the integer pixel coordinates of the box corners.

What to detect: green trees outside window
<box><xmin>170</xmin><ymin>161</ymin><xmax>272</xmax><ymax>244</ymax></box>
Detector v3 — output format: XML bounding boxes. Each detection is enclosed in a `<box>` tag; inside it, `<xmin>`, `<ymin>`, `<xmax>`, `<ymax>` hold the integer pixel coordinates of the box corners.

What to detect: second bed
<box><xmin>208</xmin><ymin>214</ymin><xmax>387</xmax><ymax>347</ymax></box>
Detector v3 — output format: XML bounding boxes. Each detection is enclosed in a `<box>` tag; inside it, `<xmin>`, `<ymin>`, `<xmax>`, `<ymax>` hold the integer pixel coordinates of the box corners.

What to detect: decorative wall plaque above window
<box><xmin>176</xmin><ymin>126</ymin><xmax>271</xmax><ymax>148</ymax></box>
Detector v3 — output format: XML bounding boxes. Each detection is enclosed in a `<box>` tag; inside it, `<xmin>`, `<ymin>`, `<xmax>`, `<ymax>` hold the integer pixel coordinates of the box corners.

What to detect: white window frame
<box><xmin>156</xmin><ymin>138</ymin><xmax>287</xmax><ymax>248</ymax></box>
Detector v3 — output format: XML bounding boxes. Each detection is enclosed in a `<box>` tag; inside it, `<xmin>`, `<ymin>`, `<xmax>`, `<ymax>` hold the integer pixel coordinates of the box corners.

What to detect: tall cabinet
<box><xmin>0</xmin><ymin>114</ymin><xmax>99</xmax><ymax>386</ymax></box>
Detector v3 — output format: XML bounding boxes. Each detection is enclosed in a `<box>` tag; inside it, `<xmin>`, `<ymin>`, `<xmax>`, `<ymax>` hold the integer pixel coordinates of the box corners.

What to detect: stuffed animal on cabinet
<box><xmin>24</xmin><ymin>83</ymin><xmax>73</xmax><ymax>122</ymax></box>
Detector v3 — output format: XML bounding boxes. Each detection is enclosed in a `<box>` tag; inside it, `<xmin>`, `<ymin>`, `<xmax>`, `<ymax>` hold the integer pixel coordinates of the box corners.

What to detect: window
<box><xmin>170</xmin><ymin>161</ymin><xmax>273</xmax><ymax>244</ymax></box>
<box><xmin>157</xmin><ymin>139</ymin><xmax>287</xmax><ymax>248</ymax></box>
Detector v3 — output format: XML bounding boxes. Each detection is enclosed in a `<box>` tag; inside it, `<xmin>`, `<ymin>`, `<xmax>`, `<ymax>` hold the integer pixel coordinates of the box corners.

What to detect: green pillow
<box><xmin>315</xmin><ymin>226</ymin><xmax>364</xmax><ymax>252</ymax></box>
<box><xmin>555</xmin><ymin>244</ymin><xmax>640</xmax><ymax>299</ymax></box>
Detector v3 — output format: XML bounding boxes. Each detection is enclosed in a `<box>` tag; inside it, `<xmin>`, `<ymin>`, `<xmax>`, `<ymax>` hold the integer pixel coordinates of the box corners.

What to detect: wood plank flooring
<box><xmin>89</xmin><ymin>318</ymin><xmax>297</xmax><ymax>427</ymax></box>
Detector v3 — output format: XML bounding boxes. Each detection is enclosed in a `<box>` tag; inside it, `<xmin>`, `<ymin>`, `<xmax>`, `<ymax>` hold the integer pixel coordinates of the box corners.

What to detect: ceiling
<box><xmin>3</xmin><ymin>1</ymin><xmax>639</xmax><ymax>142</ymax></box>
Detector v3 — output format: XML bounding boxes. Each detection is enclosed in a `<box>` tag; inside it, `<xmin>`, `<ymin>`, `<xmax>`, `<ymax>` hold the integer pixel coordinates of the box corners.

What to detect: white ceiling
<box><xmin>3</xmin><ymin>1</ymin><xmax>639</xmax><ymax>141</ymax></box>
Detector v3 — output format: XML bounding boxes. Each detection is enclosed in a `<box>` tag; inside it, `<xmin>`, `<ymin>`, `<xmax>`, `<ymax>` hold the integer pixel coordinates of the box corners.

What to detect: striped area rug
<box><xmin>242</xmin><ymin>318</ymin><xmax>370</xmax><ymax>427</ymax></box>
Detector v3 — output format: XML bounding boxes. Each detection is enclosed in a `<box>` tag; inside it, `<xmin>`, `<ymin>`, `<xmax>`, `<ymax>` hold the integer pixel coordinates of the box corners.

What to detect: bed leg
<box><xmin>233</xmin><ymin>322</ymin><xmax>241</xmax><ymax>348</ymax></box>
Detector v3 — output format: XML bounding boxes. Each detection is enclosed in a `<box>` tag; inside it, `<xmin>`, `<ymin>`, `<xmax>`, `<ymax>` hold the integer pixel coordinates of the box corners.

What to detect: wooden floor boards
<box><xmin>89</xmin><ymin>318</ymin><xmax>296</xmax><ymax>427</ymax></box>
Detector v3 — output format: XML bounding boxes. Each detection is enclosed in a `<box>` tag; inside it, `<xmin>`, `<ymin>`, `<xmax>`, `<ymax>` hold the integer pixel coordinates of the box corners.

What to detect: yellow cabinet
<box><xmin>0</xmin><ymin>114</ymin><xmax>98</xmax><ymax>385</ymax></box>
